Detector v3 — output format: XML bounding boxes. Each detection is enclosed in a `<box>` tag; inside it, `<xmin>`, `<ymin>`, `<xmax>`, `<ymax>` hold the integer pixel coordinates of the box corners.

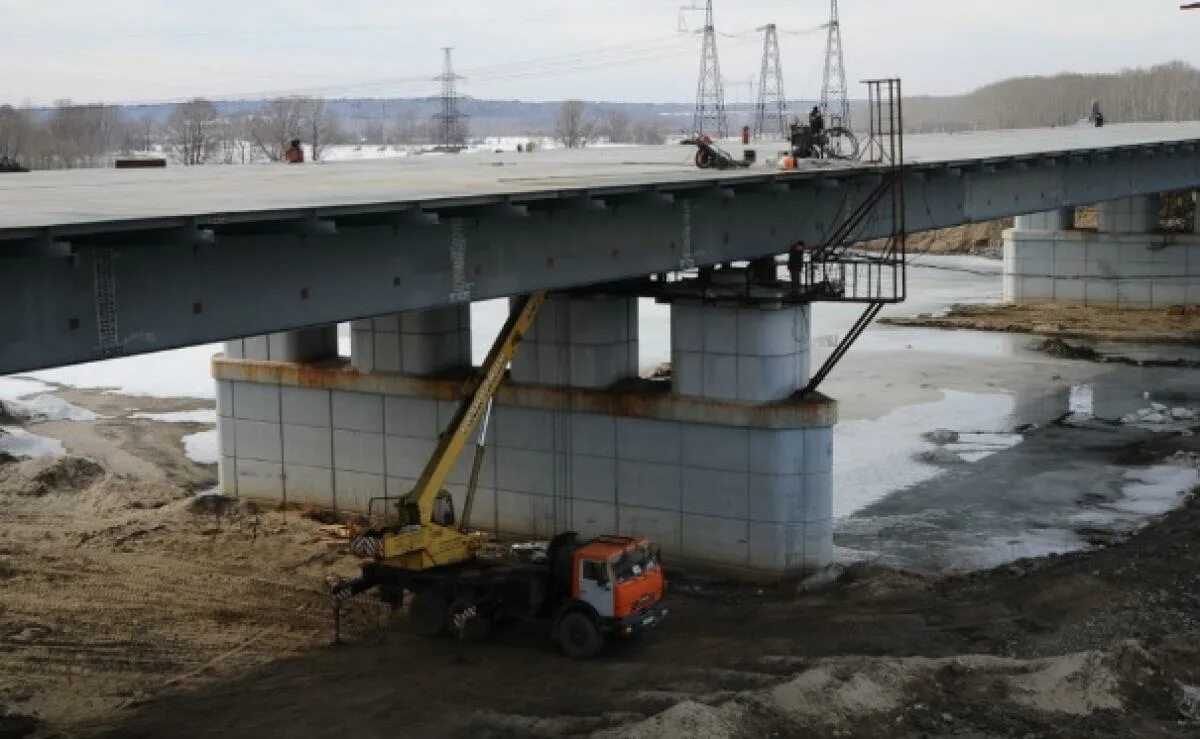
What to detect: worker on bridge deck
<box><xmin>283</xmin><ymin>139</ymin><xmax>305</xmax><ymax>163</ymax></box>
<box><xmin>809</xmin><ymin>106</ymin><xmax>825</xmax><ymax>135</ymax></box>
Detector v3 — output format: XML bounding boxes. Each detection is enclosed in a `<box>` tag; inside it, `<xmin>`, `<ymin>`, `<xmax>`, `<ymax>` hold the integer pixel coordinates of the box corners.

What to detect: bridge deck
<box><xmin>4</xmin><ymin>122</ymin><xmax>1200</xmax><ymax>236</ymax></box>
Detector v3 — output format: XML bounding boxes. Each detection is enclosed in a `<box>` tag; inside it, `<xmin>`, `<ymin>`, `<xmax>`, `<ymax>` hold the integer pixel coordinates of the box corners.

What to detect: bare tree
<box><xmin>39</xmin><ymin>101</ymin><xmax>128</xmax><ymax>168</ymax></box>
<box><xmin>249</xmin><ymin>97</ymin><xmax>307</xmax><ymax>162</ymax></box>
<box><xmin>554</xmin><ymin>100</ymin><xmax>593</xmax><ymax>149</ymax></box>
<box><xmin>598</xmin><ymin>108</ymin><xmax>632</xmax><ymax>143</ymax></box>
<box><xmin>632</xmin><ymin>119</ymin><xmax>664</xmax><ymax>145</ymax></box>
<box><xmin>0</xmin><ymin>105</ymin><xmax>32</xmax><ymax>163</ymax></box>
<box><xmin>305</xmin><ymin>97</ymin><xmax>341</xmax><ymax>161</ymax></box>
<box><xmin>167</xmin><ymin>98</ymin><xmax>218</xmax><ymax>165</ymax></box>
<box><xmin>249</xmin><ymin>96</ymin><xmax>340</xmax><ymax>161</ymax></box>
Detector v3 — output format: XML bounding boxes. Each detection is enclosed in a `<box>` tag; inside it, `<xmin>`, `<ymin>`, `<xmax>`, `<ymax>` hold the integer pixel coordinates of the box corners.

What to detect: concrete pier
<box><xmin>215</xmin><ymin>293</ymin><xmax>836</xmax><ymax>578</ymax></box>
<box><xmin>1004</xmin><ymin>194</ymin><xmax>1200</xmax><ymax>308</ymax></box>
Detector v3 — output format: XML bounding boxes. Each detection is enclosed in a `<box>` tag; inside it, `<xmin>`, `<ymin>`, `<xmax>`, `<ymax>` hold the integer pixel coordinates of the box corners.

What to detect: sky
<box><xmin>2</xmin><ymin>1</ymin><xmax>1198</xmax><ymax>106</ymax></box>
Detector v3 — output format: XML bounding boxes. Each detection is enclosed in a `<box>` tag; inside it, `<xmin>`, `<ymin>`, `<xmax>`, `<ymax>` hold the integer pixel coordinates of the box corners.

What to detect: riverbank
<box><xmin>881</xmin><ymin>302</ymin><xmax>1200</xmax><ymax>345</ymax></box>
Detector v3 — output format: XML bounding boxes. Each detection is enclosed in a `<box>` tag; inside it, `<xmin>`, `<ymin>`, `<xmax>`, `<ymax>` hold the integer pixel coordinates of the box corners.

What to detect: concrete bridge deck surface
<box><xmin>3</xmin><ymin>122</ymin><xmax>1200</xmax><ymax>235</ymax></box>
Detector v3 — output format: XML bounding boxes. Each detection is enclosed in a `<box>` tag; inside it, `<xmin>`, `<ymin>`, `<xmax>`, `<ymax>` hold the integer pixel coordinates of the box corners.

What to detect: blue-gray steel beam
<box><xmin>3</xmin><ymin>146</ymin><xmax>1200</xmax><ymax>374</ymax></box>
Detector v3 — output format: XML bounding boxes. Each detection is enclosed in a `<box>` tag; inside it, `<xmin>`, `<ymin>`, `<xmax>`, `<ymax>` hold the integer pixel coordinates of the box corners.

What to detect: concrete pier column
<box><xmin>1004</xmin><ymin>193</ymin><xmax>1198</xmax><ymax>308</ymax></box>
<box><xmin>213</xmin><ymin>292</ymin><xmax>837</xmax><ymax>578</ymax></box>
<box><xmin>1097</xmin><ymin>195</ymin><xmax>1159</xmax><ymax>234</ymax></box>
<box><xmin>509</xmin><ymin>294</ymin><xmax>638</xmax><ymax>388</ymax></box>
<box><xmin>350</xmin><ymin>305</ymin><xmax>470</xmax><ymax>375</ymax></box>
<box><xmin>1014</xmin><ymin>208</ymin><xmax>1074</xmax><ymax>231</ymax></box>
<box><xmin>671</xmin><ymin>301</ymin><xmax>811</xmax><ymax>404</ymax></box>
<box><xmin>224</xmin><ymin>325</ymin><xmax>338</xmax><ymax>363</ymax></box>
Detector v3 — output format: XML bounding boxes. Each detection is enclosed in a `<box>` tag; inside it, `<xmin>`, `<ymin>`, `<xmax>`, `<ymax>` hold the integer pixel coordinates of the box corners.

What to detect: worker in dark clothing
<box><xmin>283</xmin><ymin>139</ymin><xmax>305</xmax><ymax>163</ymax></box>
<box><xmin>788</xmin><ymin>241</ymin><xmax>806</xmax><ymax>293</ymax></box>
<box><xmin>809</xmin><ymin>106</ymin><xmax>825</xmax><ymax>135</ymax></box>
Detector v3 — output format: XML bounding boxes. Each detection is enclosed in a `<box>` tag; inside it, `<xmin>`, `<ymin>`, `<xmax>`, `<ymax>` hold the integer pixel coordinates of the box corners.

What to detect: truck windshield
<box><xmin>612</xmin><ymin>545</ymin><xmax>658</xmax><ymax>583</ymax></box>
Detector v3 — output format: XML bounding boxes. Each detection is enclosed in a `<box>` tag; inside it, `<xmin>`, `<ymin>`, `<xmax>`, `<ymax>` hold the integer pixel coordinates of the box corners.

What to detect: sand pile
<box><xmin>594</xmin><ymin>650</ymin><xmax>1124</xmax><ymax>738</ymax></box>
<box><xmin>0</xmin><ymin>456</ymin><xmax>105</xmax><ymax>497</ymax></box>
<box><xmin>0</xmin><ymin>455</ymin><xmax>187</xmax><ymax>514</ymax></box>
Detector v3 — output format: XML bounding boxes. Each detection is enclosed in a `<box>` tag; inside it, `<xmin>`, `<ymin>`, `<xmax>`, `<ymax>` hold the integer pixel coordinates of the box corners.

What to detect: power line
<box><xmin>98</xmin><ymin>35</ymin><xmax>704</xmax><ymax>105</ymax></box>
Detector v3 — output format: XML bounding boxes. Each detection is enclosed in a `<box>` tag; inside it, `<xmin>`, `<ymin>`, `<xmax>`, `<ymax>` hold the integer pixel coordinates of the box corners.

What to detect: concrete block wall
<box><xmin>510</xmin><ymin>294</ymin><xmax>638</xmax><ymax>388</ymax></box>
<box><xmin>350</xmin><ymin>305</ymin><xmax>471</xmax><ymax>375</ymax></box>
<box><xmin>217</xmin><ymin>376</ymin><xmax>834</xmax><ymax>575</ymax></box>
<box><xmin>1014</xmin><ymin>208</ymin><xmax>1074</xmax><ymax>232</ymax></box>
<box><xmin>1097</xmin><ymin>195</ymin><xmax>1159</xmax><ymax>234</ymax></box>
<box><xmin>224</xmin><ymin>326</ymin><xmax>338</xmax><ymax>363</ymax></box>
<box><xmin>1003</xmin><ymin>229</ymin><xmax>1200</xmax><ymax>308</ymax></box>
<box><xmin>672</xmin><ymin>301</ymin><xmax>812</xmax><ymax>404</ymax></box>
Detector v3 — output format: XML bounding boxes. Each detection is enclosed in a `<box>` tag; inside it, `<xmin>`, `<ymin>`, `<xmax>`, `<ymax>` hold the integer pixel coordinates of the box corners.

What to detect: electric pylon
<box><xmin>754</xmin><ymin>24</ymin><xmax>787</xmax><ymax>140</ymax></box>
<box><xmin>432</xmin><ymin>47</ymin><xmax>468</xmax><ymax>150</ymax></box>
<box><xmin>692</xmin><ymin>0</ymin><xmax>728</xmax><ymax>138</ymax></box>
<box><xmin>820</xmin><ymin>0</ymin><xmax>851</xmax><ymax>130</ymax></box>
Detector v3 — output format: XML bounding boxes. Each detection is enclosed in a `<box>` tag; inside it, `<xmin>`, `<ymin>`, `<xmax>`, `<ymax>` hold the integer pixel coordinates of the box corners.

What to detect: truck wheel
<box><xmin>694</xmin><ymin>148</ymin><xmax>715</xmax><ymax>169</ymax></box>
<box><xmin>447</xmin><ymin>597</ymin><xmax>490</xmax><ymax>642</ymax></box>
<box><xmin>409</xmin><ymin>590</ymin><xmax>448</xmax><ymax>637</ymax></box>
<box><xmin>556</xmin><ymin>611</ymin><xmax>605</xmax><ymax>659</ymax></box>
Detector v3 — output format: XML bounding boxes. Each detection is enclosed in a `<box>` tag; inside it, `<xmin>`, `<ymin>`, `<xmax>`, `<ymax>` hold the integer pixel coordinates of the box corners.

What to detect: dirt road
<box><xmin>2</xmin><ymin>392</ymin><xmax>1200</xmax><ymax>738</ymax></box>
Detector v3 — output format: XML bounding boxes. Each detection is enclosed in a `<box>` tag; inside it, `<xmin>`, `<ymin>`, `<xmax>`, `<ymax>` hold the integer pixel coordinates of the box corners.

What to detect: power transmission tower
<box><xmin>432</xmin><ymin>47</ymin><xmax>468</xmax><ymax>150</ymax></box>
<box><xmin>692</xmin><ymin>0</ymin><xmax>728</xmax><ymax>138</ymax></box>
<box><xmin>754</xmin><ymin>24</ymin><xmax>787</xmax><ymax>140</ymax></box>
<box><xmin>820</xmin><ymin>0</ymin><xmax>851</xmax><ymax>130</ymax></box>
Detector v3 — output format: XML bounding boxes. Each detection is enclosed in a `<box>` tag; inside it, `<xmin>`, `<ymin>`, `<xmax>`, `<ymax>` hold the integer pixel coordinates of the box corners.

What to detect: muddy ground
<box><xmin>882</xmin><ymin>302</ymin><xmax>1200</xmax><ymax>346</ymax></box>
<box><xmin>1</xmin><ymin>389</ymin><xmax>1200</xmax><ymax>737</ymax></box>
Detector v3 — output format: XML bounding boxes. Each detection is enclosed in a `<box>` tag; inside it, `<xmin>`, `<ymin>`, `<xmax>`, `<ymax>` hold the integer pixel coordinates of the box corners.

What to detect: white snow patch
<box><xmin>28</xmin><ymin>344</ymin><xmax>221</xmax><ymax>399</ymax></box>
<box><xmin>0</xmin><ymin>376</ymin><xmax>52</xmax><ymax>401</ymax></box>
<box><xmin>834</xmin><ymin>390</ymin><xmax>1019</xmax><ymax>517</ymax></box>
<box><xmin>7</xmin><ymin>394</ymin><xmax>100</xmax><ymax>422</ymax></box>
<box><xmin>131</xmin><ymin>409</ymin><xmax>217</xmax><ymax>424</ymax></box>
<box><xmin>0</xmin><ymin>427</ymin><xmax>66</xmax><ymax>459</ymax></box>
<box><xmin>182</xmin><ymin>430</ymin><xmax>219</xmax><ymax>465</ymax></box>
<box><xmin>1111</xmin><ymin>465</ymin><xmax>1199</xmax><ymax>516</ymax></box>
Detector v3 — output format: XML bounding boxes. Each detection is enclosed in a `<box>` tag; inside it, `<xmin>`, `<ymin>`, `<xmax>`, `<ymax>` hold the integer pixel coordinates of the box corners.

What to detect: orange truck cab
<box><xmin>554</xmin><ymin>535</ymin><xmax>668</xmax><ymax>657</ymax></box>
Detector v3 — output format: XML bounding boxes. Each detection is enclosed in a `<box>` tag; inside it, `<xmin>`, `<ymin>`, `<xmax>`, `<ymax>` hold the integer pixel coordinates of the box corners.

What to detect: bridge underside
<box><xmin>4</xmin><ymin>127</ymin><xmax>1200</xmax><ymax>374</ymax></box>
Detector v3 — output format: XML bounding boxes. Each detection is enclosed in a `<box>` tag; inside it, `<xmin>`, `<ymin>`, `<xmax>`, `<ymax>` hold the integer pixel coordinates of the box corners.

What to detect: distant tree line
<box><xmin>0</xmin><ymin>94</ymin><xmax>670</xmax><ymax>169</ymax></box>
<box><xmin>0</xmin><ymin>96</ymin><xmax>347</xmax><ymax>169</ymax></box>
<box><xmin>902</xmin><ymin>61</ymin><xmax>1200</xmax><ymax>133</ymax></box>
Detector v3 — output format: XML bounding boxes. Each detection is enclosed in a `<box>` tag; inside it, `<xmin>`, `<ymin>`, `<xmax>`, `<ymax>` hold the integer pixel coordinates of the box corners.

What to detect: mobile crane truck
<box><xmin>332</xmin><ymin>291</ymin><xmax>668</xmax><ymax>658</ymax></box>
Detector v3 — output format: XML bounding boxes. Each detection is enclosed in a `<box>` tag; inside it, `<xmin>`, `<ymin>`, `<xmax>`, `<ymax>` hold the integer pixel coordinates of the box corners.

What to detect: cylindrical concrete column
<box><xmin>671</xmin><ymin>301</ymin><xmax>812</xmax><ymax>404</ymax></box>
<box><xmin>1097</xmin><ymin>195</ymin><xmax>1159</xmax><ymax>234</ymax></box>
<box><xmin>350</xmin><ymin>305</ymin><xmax>471</xmax><ymax>375</ymax></box>
<box><xmin>1014</xmin><ymin>208</ymin><xmax>1074</xmax><ymax>232</ymax></box>
<box><xmin>224</xmin><ymin>325</ymin><xmax>337</xmax><ymax>363</ymax></box>
<box><xmin>509</xmin><ymin>294</ymin><xmax>639</xmax><ymax>388</ymax></box>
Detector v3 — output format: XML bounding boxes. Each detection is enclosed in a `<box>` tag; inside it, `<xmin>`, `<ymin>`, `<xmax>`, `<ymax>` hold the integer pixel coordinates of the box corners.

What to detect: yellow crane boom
<box><xmin>372</xmin><ymin>290</ymin><xmax>547</xmax><ymax>570</ymax></box>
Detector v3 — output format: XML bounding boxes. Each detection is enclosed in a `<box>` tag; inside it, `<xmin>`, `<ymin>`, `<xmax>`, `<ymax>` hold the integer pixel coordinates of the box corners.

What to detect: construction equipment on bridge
<box><xmin>783</xmin><ymin>119</ymin><xmax>860</xmax><ymax>163</ymax></box>
<box><xmin>334</xmin><ymin>290</ymin><xmax>667</xmax><ymax>657</ymax></box>
<box><xmin>682</xmin><ymin>134</ymin><xmax>753</xmax><ymax>169</ymax></box>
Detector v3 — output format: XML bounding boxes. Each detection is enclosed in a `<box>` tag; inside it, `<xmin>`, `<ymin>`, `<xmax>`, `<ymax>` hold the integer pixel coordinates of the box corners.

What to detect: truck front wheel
<box><xmin>556</xmin><ymin>611</ymin><xmax>605</xmax><ymax>659</ymax></box>
<box><xmin>447</xmin><ymin>597</ymin><xmax>491</xmax><ymax>642</ymax></box>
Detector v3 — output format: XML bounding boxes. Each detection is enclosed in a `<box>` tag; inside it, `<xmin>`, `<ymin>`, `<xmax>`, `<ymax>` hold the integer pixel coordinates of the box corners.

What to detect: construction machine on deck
<box><xmin>333</xmin><ymin>291</ymin><xmax>668</xmax><ymax>658</ymax></box>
